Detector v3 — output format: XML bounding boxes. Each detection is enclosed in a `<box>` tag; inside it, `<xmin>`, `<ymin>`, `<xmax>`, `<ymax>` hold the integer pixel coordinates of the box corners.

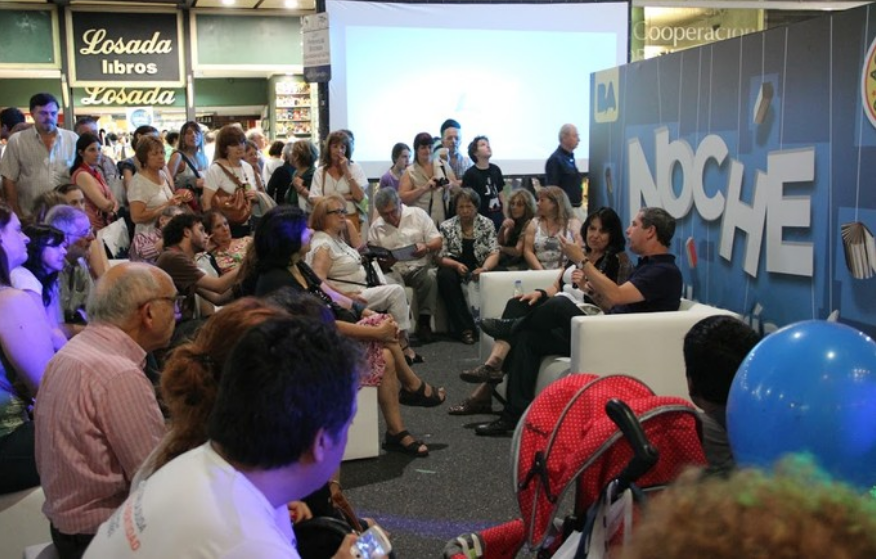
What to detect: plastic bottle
<box><xmin>513</xmin><ymin>279</ymin><xmax>524</xmax><ymax>297</ymax></box>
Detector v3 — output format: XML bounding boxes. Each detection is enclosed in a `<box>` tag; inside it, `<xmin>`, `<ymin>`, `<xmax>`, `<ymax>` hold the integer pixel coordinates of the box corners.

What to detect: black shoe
<box><xmin>460</xmin><ymin>363</ymin><xmax>504</xmax><ymax>384</ymax></box>
<box><xmin>475</xmin><ymin>414</ymin><xmax>518</xmax><ymax>437</ymax></box>
<box><xmin>416</xmin><ymin>316</ymin><xmax>434</xmax><ymax>344</ymax></box>
<box><xmin>479</xmin><ymin>318</ymin><xmax>521</xmax><ymax>341</ymax></box>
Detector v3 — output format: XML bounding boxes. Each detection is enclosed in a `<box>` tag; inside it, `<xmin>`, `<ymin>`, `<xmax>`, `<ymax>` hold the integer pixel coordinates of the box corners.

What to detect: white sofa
<box><xmin>478</xmin><ymin>270</ymin><xmax>737</xmax><ymax>400</ymax></box>
<box><xmin>570</xmin><ymin>300</ymin><xmax>737</xmax><ymax>399</ymax></box>
<box><xmin>0</xmin><ymin>486</ymin><xmax>53</xmax><ymax>558</ymax></box>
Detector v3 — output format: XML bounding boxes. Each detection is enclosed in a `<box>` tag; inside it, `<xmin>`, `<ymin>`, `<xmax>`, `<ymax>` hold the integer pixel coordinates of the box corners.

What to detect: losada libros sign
<box><xmin>67</xmin><ymin>10</ymin><xmax>184</xmax><ymax>88</ymax></box>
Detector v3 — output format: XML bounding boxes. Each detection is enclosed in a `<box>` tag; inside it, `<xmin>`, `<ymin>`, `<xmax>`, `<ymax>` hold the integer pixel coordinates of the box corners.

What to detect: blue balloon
<box><xmin>727</xmin><ymin>320</ymin><xmax>876</xmax><ymax>489</ymax></box>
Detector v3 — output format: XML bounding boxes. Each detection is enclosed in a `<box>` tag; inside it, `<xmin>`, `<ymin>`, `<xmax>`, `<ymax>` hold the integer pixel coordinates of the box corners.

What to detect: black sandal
<box><xmin>399</xmin><ymin>381</ymin><xmax>445</xmax><ymax>407</ymax></box>
<box><xmin>401</xmin><ymin>346</ymin><xmax>425</xmax><ymax>366</ymax></box>
<box><xmin>382</xmin><ymin>430</ymin><xmax>428</xmax><ymax>457</ymax></box>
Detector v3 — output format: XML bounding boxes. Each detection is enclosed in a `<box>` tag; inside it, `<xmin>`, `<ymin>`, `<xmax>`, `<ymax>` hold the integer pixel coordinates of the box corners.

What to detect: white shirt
<box><xmin>367</xmin><ymin>205</ymin><xmax>441</xmax><ymax>274</ymax></box>
<box><xmin>0</xmin><ymin>127</ymin><xmax>78</xmax><ymax>216</ymax></box>
<box><xmin>85</xmin><ymin>443</ymin><xmax>299</xmax><ymax>559</ymax></box>
<box><xmin>204</xmin><ymin>161</ymin><xmax>258</xmax><ymax>196</ymax></box>
<box><xmin>128</xmin><ymin>173</ymin><xmax>175</xmax><ymax>236</ymax></box>
<box><xmin>309</xmin><ymin>162</ymin><xmax>367</xmax><ymax>215</ymax></box>
<box><xmin>307</xmin><ymin>231</ymin><xmax>368</xmax><ymax>292</ymax></box>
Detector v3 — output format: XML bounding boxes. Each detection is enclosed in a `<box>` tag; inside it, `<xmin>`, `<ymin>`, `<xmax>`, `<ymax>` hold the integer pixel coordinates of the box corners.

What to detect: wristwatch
<box><xmin>576</xmin><ymin>257</ymin><xmax>590</xmax><ymax>269</ymax></box>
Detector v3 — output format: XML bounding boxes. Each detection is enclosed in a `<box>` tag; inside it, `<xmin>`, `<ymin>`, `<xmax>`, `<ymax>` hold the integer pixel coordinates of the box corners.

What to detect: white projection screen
<box><xmin>326</xmin><ymin>0</ymin><xmax>629</xmax><ymax>177</ymax></box>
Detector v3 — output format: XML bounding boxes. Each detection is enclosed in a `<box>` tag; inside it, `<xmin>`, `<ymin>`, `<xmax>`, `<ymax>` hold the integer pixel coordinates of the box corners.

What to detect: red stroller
<box><xmin>444</xmin><ymin>374</ymin><xmax>707</xmax><ymax>558</ymax></box>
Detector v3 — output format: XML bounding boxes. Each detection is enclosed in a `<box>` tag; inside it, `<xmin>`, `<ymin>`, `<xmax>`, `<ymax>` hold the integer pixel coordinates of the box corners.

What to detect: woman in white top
<box><xmin>308</xmin><ymin>130</ymin><xmax>367</xmax><ymax>232</ymax></box>
<box><xmin>166</xmin><ymin>121</ymin><xmax>208</xmax><ymax>194</ymax></box>
<box><xmin>523</xmin><ymin>186</ymin><xmax>582</xmax><ymax>270</ymax></box>
<box><xmin>399</xmin><ymin>132</ymin><xmax>457</xmax><ymax>226</ymax></box>
<box><xmin>202</xmin><ymin>125</ymin><xmax>259</xmax><ymax>238</ymax></box>
<box><xmin>128</xmin><ymin>136</ymin><xmax>192</xmax><ymax>237</ymax></box>
<box><xmin>307</xmin><ymin>194</ymin><xmax>422</xmax><ymax>365</ymax></box>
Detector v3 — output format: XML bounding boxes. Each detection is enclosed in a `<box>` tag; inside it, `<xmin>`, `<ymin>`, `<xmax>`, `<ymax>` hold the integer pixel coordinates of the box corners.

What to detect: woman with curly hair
<box><xmin>523</xmin><ymin>186</ymin><xmax>582</xmax><ymax>270</ymax></box>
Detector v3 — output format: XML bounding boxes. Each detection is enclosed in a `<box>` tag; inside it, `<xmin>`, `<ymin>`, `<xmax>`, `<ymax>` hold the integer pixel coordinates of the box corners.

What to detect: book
<box><xmin>364</xmin><ymin>243</ymin><xmax>420</xmax><ymax>262</ymax></box>
<box><xmin>841</xmin><ymin>221</ymin><xmax>876</xmax><ymax>280</ymax></box>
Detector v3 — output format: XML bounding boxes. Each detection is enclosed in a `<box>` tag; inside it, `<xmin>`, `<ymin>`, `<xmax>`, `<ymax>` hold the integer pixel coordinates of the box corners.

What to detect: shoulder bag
<box><xmin>212</xmin><ymin>163</ymin><xmax>253</xmax><ymax>225</ymax></box>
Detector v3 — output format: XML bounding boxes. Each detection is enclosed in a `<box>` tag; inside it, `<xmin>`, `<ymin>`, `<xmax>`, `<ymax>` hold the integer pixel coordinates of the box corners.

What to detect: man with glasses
<box><xmin>1</xmin><ymin>93</ymin><xmax>78</xmax><ymax>217</ymax></box>
<box><xmin>44</xmin><ymin>205</ymin><xmax>108</xmax><ymax>331</ymax></box>
<box><xmin>368</xmin><ymin>188</ymin><xmax>442</xmax><ymax>343</ymax></box>
<box><xmin>34</xmin><ymin>262</ymin><xmax>173</xmax><ymax>558</ymax></box>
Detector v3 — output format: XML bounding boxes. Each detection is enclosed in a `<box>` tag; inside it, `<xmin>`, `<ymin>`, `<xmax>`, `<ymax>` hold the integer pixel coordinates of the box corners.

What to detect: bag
<box><xmin>212</xmin><ymin>163</ymin><xmax>252</xmax><ymax>225</ymax></box>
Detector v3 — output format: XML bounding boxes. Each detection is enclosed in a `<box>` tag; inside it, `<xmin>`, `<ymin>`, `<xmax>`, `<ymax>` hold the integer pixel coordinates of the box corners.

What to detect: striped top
<box><xmin>34</xmin><ymin>323</ymin><xmax>165</xmax><ymax>535</ymax></box>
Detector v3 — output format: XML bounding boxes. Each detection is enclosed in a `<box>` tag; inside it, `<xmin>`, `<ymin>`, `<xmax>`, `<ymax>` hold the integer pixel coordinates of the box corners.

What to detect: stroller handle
<box><xmin>606</xmin><ymin>399</ymin><xmax>659</xmax><ymax>492</ymax></box>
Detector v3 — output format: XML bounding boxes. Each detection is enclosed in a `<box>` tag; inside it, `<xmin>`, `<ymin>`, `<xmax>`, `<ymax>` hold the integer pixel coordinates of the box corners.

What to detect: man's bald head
<box><xmin>88</xmin><ymin>262</ymin><xmax>174</xmax><ymax>327</ymax></box>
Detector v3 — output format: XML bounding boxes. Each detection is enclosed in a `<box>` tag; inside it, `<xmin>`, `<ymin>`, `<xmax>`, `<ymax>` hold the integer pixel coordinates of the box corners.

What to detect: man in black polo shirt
<box><xmin>545</xmin><ymin>124</ymin><xmax>584</xmax><ymax>221</ymax></box>
<box><xmin>473</xmin><ymin>207</ymin><xmax>682</xmax><ymax>436</ymax></box>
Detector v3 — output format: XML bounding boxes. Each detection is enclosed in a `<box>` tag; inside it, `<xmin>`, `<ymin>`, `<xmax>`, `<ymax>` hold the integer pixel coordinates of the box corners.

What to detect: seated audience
<box><xmin>473</xmin><ymin>207</ymin><xmax>680</xmax><ymax>436</ymax></box>
<box><xmin>523</xmin><ymin>186</ymin><xmax>582</xmax><ymax>270</ymax></box>
<box><xmin>462</xmin><ymin>136</ymin><xmax>505</xmax><ymax>230</ymax></box>
<box><xmin>683</xmin><ymin>315</ymin><xmax>761</xmax><ymax>473</ymax></box>
<box><xmin>35</xmin><ymin>263</ymin><xmax>171</xmax><ymax>558</ymax></box>
<box><xmin>0</xmin><ymin>203</ymin><xmax>55</xmax><ymax>494</ymax></box>
<box><xmin>198</xmin><ymin>209</ymin><xmax>251</xmax><ymax>276</ymax></box>
<box><xmin>129</xmin><ymin>205</ymin><xmax>187</xmax><ymax>264</ymax></box>
<box><xmin>155</xmin><ymin>213</ymin><xmax>238</xmax><ymax>342</ymax></box>
<box><xmin>437</xmin><ymin>188</ymin><xmax>500</xmax><ymax>345</ymax></box>
<box><xmin>15</xmin><ymin>224</ymin><xmax>69</xmax><ymax>349</ymax></box>
<box><xmin>30</xmin><ymin>190</ymin><xmax>67</xmax><ymax>225</ymax></box>
<box><xmin>452</xmin><ymin>207</ymin><xmax>625</xmax><ymax>417</ymax></box>
<box><xmin>242</xmin><ymin>205</ymin><xmax>445</xmax><ymax>457</ymax></box>
<box><xmin>308</xmin><ymin>195</ymin><xmax>422</xmax><ymax>364</ymax></box>
<box><xmin>399</xmin><ymin>131</ymin><xmax>457</xmax><ymax>226</ymax></box>
<box><xmin>55</xmin><ymin>183</ymin><xmax>86</xmax><ymax>212</ymax></box>
<box><xmin>84</xmin><ymin>316</ymin><xmax>362</xmax><ymax>558</ymax></box>
<box><xmin>309</xmin><ymin>130</ymin><xmax>367</xmax><ymax>232</ymax></box>
<box><xmin>45</xmin><ymin>205</ymin><xmax>109</xmax><ymax>327</ymax></box>
<box><xmin>70</xmin><ymin>132</ymin><xmax>118</xmax><ymax>232</ymax></box>
<box><xmin>495</xmin><ymin>188</ymin><xmax>536</xmax><ymax>270</ymax></box>
<box><xmin>621</xmin><ymin>460</ymin><xmax>876</xmax><ymax>558</ymax></box>
<box><xmin>368</xmin><ymin>187</ymin><xmax>443</xmax><ymax>343</ymax></box>
<box><xmin>378</xmin><ymin>142</ymin><xmax>411</xmax><ymax>191</ymax></box>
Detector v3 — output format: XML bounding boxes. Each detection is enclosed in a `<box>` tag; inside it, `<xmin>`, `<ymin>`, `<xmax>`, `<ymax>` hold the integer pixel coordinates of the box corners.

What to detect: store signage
<box><xmin>67</xmin><ymin>10</ymin><xmax>184</xmax><ymax>87</ymax></box>
<box><xmin>633</xmin><ymin>21</ymin><xmax>758</xmax><ymax>48</ymax></box>
<box><xmin>302</xmin><ymin>13</ymin><xmax>331</xmax><ymax>83</ymax></box>
<box><xmin>80</xmin><ymin>87</ymin><xmax>177</xmax><ymax>106</ymax></box>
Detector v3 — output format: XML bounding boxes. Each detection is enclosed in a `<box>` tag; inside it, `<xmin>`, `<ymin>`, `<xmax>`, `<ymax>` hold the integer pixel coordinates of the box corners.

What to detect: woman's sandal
<box><xmin>399</xmin><ymin>381</ymin><xmax>446</xmax><ymax>407</ymax></box>
<box><xmin>401</xmin><ymin>346</ymin><xmax>425</xmax><ymax>366</ymax></box>
<box><xmin>382</xmin><ymin>430</ymin><xmax>429</xmax><ymax>457</ymax></box>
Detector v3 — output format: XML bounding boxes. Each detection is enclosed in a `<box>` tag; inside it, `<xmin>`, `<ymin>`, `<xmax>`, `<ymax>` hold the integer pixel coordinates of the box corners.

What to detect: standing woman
<box><xmin>309</xmin><ymin>131</ymin><xmax>367</xmax><ymax>232</ymax></box>
<box><xmin>0</xmin><ymin>203</ymin><xmax>56</xmax><ymax>494</ymax></box>
<box><xmin>202</xmin><ymin>125</ymin><xmax>259</xmax><ymax>238</ymax></box>
<box><xmin>522</xmin><ymin>186</ymin><xmax>582</xmax><ymax>270</ymax></box>
<box><xmin>128</xmin><ymin>136</ymin><xmax>191</xmax><ymax>237</ymax></box>
<box><xmin>437</xmin><ymin>189</ymin><xmax>499</xmax><ymax>345</ymax></box>
<box><xmin>70</xmin><ymin>132</ymin><xmax>118</xmax><ymax>232</ymax></box>
<box><xmin>399</xmin><ymin>132</ymin><xmax>457</xmax><ymax>226</ymax></box>
<box><xmin>378</xmin><ymin>142</ymin><xmax>411</xmax><ymax>191</ymax></box>
<box><xmin>167</xmin><ymin>121</ymin><xmax>207</xmax><ymax>198</ymax></box>
<box><xmin>496</xmin><ymin>189</ymin><xmax>536</xmax><ymax>270</ymax></box>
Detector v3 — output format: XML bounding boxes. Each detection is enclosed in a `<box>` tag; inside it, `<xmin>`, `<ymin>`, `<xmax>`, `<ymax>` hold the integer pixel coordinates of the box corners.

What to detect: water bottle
<box><xmin>513</xmin><ymin>279</ymin><xmax>524</xmax><ymax>298</ymax></box>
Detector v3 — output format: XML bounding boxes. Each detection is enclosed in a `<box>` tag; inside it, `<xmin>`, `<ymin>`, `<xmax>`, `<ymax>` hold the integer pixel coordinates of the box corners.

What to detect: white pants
<box><xmin>359</xmin><ymin>283</ymin><xmax>411</xmax><ymax>332</ymax></box>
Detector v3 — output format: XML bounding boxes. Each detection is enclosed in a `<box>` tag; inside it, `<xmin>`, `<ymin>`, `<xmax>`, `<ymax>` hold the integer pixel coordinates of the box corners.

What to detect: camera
<box><xmin>434</xmin><ymin>176</ymin><xmax>450</xmax><ymax>188</ymax></box>
<box><xmin>353</xmin><ymin>525</ymin><xmax>391</xmax><ymax>558</ymax></box>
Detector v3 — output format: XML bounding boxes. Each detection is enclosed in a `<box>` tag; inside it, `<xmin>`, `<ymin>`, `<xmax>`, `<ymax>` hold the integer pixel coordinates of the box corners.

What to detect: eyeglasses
<box><xmin>65</xmin><ymin>226</ymin><xmax>94</xmax><ymax>242</ymax></box>
<box><xmin>141</xmin><ymin>295</ymin><xmax>187</xmax><ymax>317</ymax></box>
<box><xmin>326</xmin><ymin>209</ymin><xmax>346</xmax><ymax>216</ymax></box>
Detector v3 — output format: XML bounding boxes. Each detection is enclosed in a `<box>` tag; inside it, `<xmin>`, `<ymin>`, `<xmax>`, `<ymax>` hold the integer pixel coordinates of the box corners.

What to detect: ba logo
<box><xmin>594</xmin><ymin>68</ymin><xmax>619</xmax><ymax>123</ymax></box>
<box><xmin>862</xmin><ymin>36</ymin><xmax>876</xmax><ymax>129</ymax></box>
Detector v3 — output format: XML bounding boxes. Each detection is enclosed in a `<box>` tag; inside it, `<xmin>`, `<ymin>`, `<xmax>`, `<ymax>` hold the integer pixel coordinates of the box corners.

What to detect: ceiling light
<box><xmin>285</xmin><ymin>0</ymin><xmax>298</xmax><ymax>7</ymax></box>
<box><xmin>222</xmin><ymin>0</ymin><xmax>235</xmax><ymax>5</ymax></box>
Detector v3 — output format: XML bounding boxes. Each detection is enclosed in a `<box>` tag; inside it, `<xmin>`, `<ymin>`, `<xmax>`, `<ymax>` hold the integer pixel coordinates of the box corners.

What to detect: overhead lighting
<box><xmin>222</xmin><ymin>0</ymin><xmax>235</xmax><ymax>5</ymax></box>
<box><xmin>285</xmin><ymin>0</ymin><xmax>298</xmax><ymax>7</ymax></box>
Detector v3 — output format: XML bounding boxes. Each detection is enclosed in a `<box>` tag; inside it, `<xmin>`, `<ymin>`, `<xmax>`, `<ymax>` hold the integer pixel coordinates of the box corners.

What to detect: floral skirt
<box><xmin>357</xmin><ymin>313</ymin><xmax>389</xmax><ymax>388</ymax></box>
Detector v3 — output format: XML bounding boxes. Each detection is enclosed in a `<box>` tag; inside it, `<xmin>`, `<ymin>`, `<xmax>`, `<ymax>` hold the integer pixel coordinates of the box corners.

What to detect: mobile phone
<box><xmin>353</xmin><ymin>525</ymin><xmax>392</xmax><ymax>558</ymax></box>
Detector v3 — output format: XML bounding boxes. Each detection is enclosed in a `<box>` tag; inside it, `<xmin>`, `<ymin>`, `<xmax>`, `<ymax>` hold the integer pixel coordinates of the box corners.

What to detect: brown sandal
<box><xmin>448</xmin><ymin>397</ymin><xmax>493</xmax><ymax>416</ymax></box>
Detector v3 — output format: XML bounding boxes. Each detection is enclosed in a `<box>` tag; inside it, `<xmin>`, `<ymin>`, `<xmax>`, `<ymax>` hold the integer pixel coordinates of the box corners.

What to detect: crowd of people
<box><xmin>1</xmin><ymin>92</ymin><xmax>874</xmax><ymax>558</ymax></box>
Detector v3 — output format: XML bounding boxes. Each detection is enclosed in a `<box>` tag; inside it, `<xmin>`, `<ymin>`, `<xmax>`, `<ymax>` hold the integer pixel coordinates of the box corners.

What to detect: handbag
<box><xmin>212</xmin><ymin>163</ymin><xmax>253</xmax><ymax>225</ymax></box>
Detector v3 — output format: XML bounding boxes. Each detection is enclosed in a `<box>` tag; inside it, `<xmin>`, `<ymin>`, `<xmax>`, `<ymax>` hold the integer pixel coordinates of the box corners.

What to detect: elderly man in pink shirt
<box><xmin>34</xmin><ymin>262</ymin><xmax>176</xmax><ymax>559</ymax></box>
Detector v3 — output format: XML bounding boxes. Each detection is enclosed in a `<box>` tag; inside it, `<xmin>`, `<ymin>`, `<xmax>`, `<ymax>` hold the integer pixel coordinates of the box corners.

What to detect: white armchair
<box><xmin>570</xmin><ymin>300</ymin><xmax>738</xmax><ymax>399</ymax></box>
